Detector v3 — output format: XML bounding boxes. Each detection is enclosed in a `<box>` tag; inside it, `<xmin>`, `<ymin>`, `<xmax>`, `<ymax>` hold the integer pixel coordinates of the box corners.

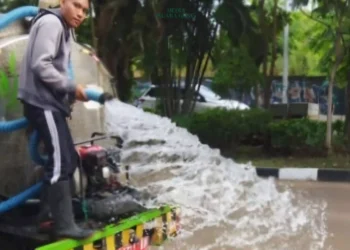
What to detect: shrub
<box><xmin>268</xmin><ymin>118</ymin><xmax>325</xmax><ymax>150</ymax></box>
<box><xmin>172</xmin><ymin>114</ymin><xmax>193</xmax><ymax>129</ymax></box>
<box><xmin>172</xmin><ymin>107</ymin><xmax>347</xmax><ymax>155</ymax></box>
<box><xmin>268</xmin><ymin>118</ymin><xmax>345</xmax><ymax>154</ymax></box>
<box><xmin>333</xmin><ymin>119</ymin><xmax>344</xmax><ymax>134</ymax></box>
<box><xmin>143</xmin><ymin>107</ymin><xmax>158</xmax><ymax>114</ymax></box>
<box><xmin>173</xmin><ymin>108</ymin><xmax>272</xmax><ymax>152</ymax></box>
<box><xmin>144</xmin><ymin>104</ymin><xmax>347</xmax><ymax>155</ymax></box>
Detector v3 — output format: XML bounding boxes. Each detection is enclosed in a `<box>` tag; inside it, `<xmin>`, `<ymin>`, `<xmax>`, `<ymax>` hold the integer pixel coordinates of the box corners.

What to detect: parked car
<box><xmin>133</xmin><ymin>83</ymin><xmax>250</xmax><ymax>112</ymax></box>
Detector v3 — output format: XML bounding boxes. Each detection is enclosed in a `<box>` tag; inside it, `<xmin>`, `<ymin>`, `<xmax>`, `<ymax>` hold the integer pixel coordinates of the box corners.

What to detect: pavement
<box><xmin>315</xmin><ymin>115</ymin><xmax>345</xmax><ymax>121</ymax></box>
<box><xmin>255</xmin><ymin>167</ymin><xmax>350</xmax><ymax>182</ymax></box>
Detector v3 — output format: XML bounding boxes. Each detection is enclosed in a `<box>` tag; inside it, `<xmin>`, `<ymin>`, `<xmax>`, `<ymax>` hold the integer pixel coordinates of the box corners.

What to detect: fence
<box><xmin>222</xmin><ymin>76</ymin><xmax>346</xmax><ymax>115</ymax></box>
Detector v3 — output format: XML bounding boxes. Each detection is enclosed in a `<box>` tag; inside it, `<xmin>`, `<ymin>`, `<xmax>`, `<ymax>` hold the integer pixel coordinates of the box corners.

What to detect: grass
<box><xmin>233</xmin><ymin>146</ymin><xmax>350</xmax><ymax>169</ymax></box>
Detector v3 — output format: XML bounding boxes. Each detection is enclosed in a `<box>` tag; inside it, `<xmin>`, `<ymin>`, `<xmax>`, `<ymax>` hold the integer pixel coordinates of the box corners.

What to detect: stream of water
<box><xmin>104</xmin><ymin>100</ymin><xmax>328</xmax><ymax>250</ymax></box>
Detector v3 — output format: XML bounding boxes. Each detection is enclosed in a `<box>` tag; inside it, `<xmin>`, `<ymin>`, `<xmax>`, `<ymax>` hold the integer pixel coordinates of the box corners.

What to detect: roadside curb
<box><xmin>255</xmin><ymin>167</ymin><xmax>350</xmax><ymax>182</ymax></box>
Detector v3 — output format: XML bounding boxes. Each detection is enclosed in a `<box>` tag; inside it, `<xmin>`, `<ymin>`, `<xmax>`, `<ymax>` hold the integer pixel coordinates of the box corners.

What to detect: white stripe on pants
<box><xmin>44</xmin><ymin>110</ymin><xmax>62</xmax><ymax>184</ymax></box>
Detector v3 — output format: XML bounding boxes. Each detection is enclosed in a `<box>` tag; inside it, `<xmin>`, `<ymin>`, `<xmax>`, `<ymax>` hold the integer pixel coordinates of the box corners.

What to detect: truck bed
<box><xmin>0</xmin><ymin>203</ymin><xmax>180</xmax><ymax>250</ymax></box>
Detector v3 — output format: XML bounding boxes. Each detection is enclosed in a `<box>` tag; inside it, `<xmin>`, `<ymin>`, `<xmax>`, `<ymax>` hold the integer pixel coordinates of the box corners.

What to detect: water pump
<box><xmin>71</xmin><ymin>133</ymin><xmax>126</xmax><ymax>198</ymax></box>
<box><xmin>69</xmin><ymin>133</ymin><xmax>149</xmax><ymax>223</ymax></box>
<box><xmin>75</xmin><ymin>144</ymin><xmax>124</xmax><ymax>196</ymax></box>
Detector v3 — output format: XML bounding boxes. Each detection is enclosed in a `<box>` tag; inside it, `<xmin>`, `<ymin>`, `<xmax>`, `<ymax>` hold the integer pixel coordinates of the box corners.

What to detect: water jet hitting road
<box><xmin>104</xmin><ymin>100</ymin><xmax>328</xmax><ymax>250</ymax></box>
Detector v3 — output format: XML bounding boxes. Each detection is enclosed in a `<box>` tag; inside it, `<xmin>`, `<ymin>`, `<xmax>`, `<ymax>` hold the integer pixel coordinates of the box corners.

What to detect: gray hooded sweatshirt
<box><xmin>18</xmin><ymin>8</ymin><xmax>76</xmax><ymax>117</ymax></box>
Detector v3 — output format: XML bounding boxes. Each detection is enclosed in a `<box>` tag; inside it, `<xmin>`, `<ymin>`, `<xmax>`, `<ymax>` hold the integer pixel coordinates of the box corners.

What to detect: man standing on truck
<box><xmin>18</xmin><ymin>0</ymin><xmax>95</xmax><ymax>240</ymax></box>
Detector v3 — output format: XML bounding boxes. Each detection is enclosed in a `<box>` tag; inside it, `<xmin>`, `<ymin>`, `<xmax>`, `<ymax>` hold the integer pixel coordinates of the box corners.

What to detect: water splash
<box><xmin>104</xmin><ymin>100</ymin><xmax>328</xmax><ymax>250</ymax></box>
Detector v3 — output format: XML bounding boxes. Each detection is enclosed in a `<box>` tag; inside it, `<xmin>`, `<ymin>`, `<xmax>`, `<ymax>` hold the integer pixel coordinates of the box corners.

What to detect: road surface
<box><xmin>290</xmin><ymin>181</ymin><xmax>350</xmax><ymax>250</ymax></box>
<box><xmin>159</xmin><ymin>180</ymin><xmax>350</xmax><ymax>250</ymax></box>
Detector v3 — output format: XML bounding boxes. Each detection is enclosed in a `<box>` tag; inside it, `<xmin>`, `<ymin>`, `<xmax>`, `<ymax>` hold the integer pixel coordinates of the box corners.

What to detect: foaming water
<box><xmin>104</xmin><ymin>100</ymin><xmax>328</xmax><ymax>250</ymax></box>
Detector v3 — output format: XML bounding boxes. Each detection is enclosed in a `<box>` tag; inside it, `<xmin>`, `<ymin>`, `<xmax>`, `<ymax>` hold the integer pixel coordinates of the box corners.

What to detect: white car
<box><xmin>134</xmin><ymin>84</ymin><xmax>250</xmax><ymax>112</ymax></box>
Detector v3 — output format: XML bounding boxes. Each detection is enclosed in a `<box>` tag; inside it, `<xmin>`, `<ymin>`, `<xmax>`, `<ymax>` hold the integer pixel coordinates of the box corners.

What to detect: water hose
<box><xmin>28</xmin><ymin>130</ymin><xmax>48</xmax><ymax>166</ymax></box>
<box><xmin>0</xmin><ymin>5</ymin><xmax>40</xmax><ymax>215</ymax></box>
<box><xmin>0</xmin><ymin>182</ymin><xmax>43</xmax><ymax>214</ymax></box>
<box><xmin>0</xmin><ymin>6</ymin><xmax>38</xmax><ymax>30</ymax></box>
<box><xmin>0</xmin><ymin>118</ymin><xmax>28</xmax><ymax>132</ymax></box>
<box><xmin>85</xmin><ymin>88</ymin><xmax>104</xmax><ymax>103</ymax></box>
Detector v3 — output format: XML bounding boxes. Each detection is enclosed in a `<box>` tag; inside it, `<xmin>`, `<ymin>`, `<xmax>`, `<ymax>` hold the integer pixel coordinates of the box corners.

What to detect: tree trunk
<box><xmin>326</xmin><ymin>71</ymin><xmax>335</xmax><ymax>154</ymax></box>
<box><xmin>257</xmin><ymin>0</ymin><xmax>269</xmax><ymax>109</ymax></box>
<box><xmin>156</xmin><ymin>27</ymin><xmax>173</xmax><ymax>117</ymax></box>
<box><xmin>326</xmin><ymin>30</ymin><xmax>343</xmax><ymax>154</ymax></box>
<box><xmin>102</xmin><ymin>42</ymin><xmax>132</xmax><ymax>102</ymax></box>
<box><xmin>254</xmin><ymin>84</ymin><xmax>260</xmax><ymax>108</ymax></box>
<box><xmin>263</xmin><ymin>0</ymin><xmax>278</xmax><ymax>109</ymax></box>
<box><xmin>345</xmin><ymin>72</ymin><xmax>350</xmax><ymax>147</ymax></box>
<box><xmin>115</xmin><ymin>48</ymin><xmax>133</xmax><ymax>102</ymax></box>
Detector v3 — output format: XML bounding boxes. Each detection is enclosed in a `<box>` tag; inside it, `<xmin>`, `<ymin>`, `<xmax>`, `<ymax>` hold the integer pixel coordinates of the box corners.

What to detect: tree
<box><xmin>4</xmin><ymin>0</ymin><xmax>259</xmax><ymax>112</ymax></box>
<box><xmin>93</xmin><ymin>0</ymin><xmax>219</xmax><ymax>110</ymax></box>
<box><xmin>293</xmin><ymin>0</ymin><xmax>349</xmax><ymax>154</ymax></box>
<box><xmin>94</xmin><ymin>0</ymin><xmax>141</xmax><ymax>102</ymax></box>
<box><xmin>217</xmin><ymin>0</ymin><xmax>289</xmax><ymax>108</ymax></box>
<box><xmin>274</xmin><ymin>11</ymin><xmax>325</xmax><ymax>76</ymax></box>
<box><xmin>212</xmin><ymin>41</ymin><xmax>262</xmax><ymax>98</ymax></box>
<box><xmin>155</xmin><ymin>0</ymin><xmax>219</xmax><ymax>116</ymax></box>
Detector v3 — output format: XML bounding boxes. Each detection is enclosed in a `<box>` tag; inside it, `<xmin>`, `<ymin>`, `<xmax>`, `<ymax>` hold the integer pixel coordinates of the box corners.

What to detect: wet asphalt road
<box><xmin>287</xmin><ymin>181</ymin><xmax>350</xmax><ymax>250</ymax></box>
<box><xmin>158</xmin><ymin>180</ymin><xmax>350</xmax><ymax>250</ymax></box>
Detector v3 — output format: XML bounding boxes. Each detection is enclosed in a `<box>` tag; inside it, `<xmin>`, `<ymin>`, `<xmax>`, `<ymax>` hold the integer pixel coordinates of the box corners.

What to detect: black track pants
<box><xmin>23</xmin><ymin>102</ymin><xmax>77</xmax><ymax>184</ymax></box>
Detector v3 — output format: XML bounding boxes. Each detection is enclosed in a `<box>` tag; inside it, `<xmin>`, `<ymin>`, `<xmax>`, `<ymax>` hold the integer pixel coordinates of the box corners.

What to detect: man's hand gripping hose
<box><xmin>75</xmin><ymin>84</ymin><xmax>114</xmax><ymax>104</ymax></box>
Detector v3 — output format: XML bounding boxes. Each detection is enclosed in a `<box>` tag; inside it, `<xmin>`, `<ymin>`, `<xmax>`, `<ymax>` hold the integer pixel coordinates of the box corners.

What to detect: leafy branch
<box><xmin>0</xmin><ymin>52</ymin><xmax>20</xmax><ymax>118</ymax></box>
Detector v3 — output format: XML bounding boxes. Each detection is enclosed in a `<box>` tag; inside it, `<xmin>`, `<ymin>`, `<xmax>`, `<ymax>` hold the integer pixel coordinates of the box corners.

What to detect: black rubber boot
<box><xmin>37</xmin><ymin>185</ymin><xmax>53</xmax><ymax>233</ymax></box>
<box><xmin>47</xmin><ymin>180</ymin><xmax>95</xmax><ymax>240</ymax></box>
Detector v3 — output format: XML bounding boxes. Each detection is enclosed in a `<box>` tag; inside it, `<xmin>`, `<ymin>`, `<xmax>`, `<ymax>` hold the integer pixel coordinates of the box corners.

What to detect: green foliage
<box><xmin>0</xmin><ymin>52</ymin><xmax>20</xmax><ymax>117</ymax></box>
<box><xmin>143</xmin><ymin>107</ymin><xmax>158</xmax><ymax>114</ymax></box>
<box><xmin>214</xmin><ymin>0</ymin><xmax>257</xmax><ymax>46</ymax></box>
<box><xmin>269</xmin><ymin>118</ymin><xmax>325</xmax><ymax>149</ymax></box>
<box><xmin>172</xmin><ymin>114</ymin><xmax>193</xmax><ymax>129</ymax></box>
<box><xmin>268</xmin><ymin>118</ymin><xmax>344</xmax><ymax>152</ymax></box>
<box><xmin>212</xmin><ymin>45</ymin><xmax>262</xmax><ymax>95</ymax></box>
<box><xmin>290</xmin><ymin>1</ymin><xmax>350</xmax><ymax>85</ymax></box>
<box><xmin>174</xmin><ymin>108</ymin><xmax>272</xmax><ymax>151</ymax></box>
<box><xmin>75</xmin><ymin>17</ymin><xmax>94</xmax><ymax>46</ymax></box>
<box><xmin>211</xmin><ymin>30</ymin><xmax>233</xmax><ymax>69</ymax></box>
<box><xmin>333</xmin><ymin>119</ymin><xmax>344</xmax><ymax>133</ymax></box>
<box><xmin>274</xmin><ymin>11</ymin><xmax>325</xmax><ymax>76</ymax></box>
<box><xmin>142</xmin><ymin>101</ymin><xmax>164</xmax><ymax>115</ymax></box>
<box><xmin>171</xmin><ymin>107</ymin><xmax>347</xmax><ymax>155</ymax></box>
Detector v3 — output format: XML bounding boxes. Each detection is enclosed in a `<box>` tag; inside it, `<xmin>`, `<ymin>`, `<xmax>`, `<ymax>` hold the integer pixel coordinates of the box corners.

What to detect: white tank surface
<box><xmin>38</xmin><ymin>0</ymin><xmax>60</xmax><ymax>8</ymax></box>
<box><xmin>0</xmin><ymin>6</ymin><xmax>116</xmax><ymax>197</ymax></box>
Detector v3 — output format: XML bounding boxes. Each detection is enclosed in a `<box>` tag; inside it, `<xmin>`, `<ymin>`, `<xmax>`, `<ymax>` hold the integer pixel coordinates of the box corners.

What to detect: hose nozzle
<box><xmin>84</xmin><ymin>89</ymin><xmax>114</xmax><ymax>104</ymax></box>
<box><xmin>98</xmin><ymin>92</ymin><xmax>114</xmax><ymax>104</ymax></box>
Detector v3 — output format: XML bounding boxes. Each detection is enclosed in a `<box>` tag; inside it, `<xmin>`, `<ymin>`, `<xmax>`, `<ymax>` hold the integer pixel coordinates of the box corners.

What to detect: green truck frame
<box><xmin>36</xmin><ymin>205</ymin><xmax>180</xmax><ymax>250</ymax></box>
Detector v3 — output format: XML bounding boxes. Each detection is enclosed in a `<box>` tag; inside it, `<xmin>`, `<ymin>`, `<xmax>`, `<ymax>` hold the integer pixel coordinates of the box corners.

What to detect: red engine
<box><xmin>78</xmin><ymin>145</ymin><xmax>105</xmax><ymax>157</ymax></box>
<box><xmin>78</xmin><ymin>145</ymin><xmax>107</xmax><ymax>164</ymax></box>
<box><xmin>76</xmin><ymin>144</ymin><xmax>122</xmax><ymax>194</ymax></box>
